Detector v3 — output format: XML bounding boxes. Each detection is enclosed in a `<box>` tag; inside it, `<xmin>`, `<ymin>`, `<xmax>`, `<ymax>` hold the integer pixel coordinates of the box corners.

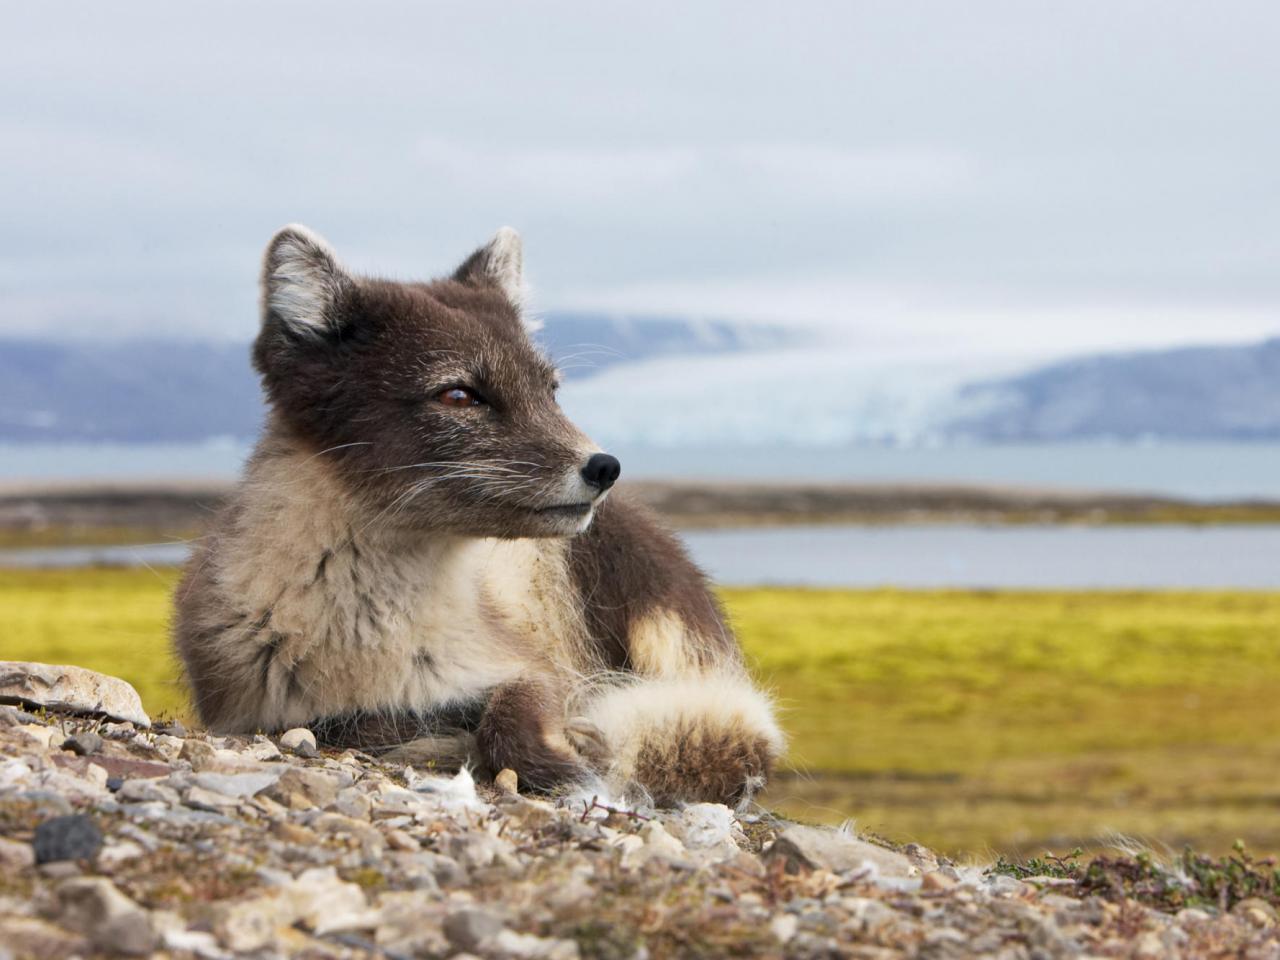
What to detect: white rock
<box><xmin>0</xmin><ymin>757</ymin><xmax>34</xmax><ymax>790</ymax></box>
<box><xmin>244</xmin><ymin>738</ymin><xmax>282</xmax><ymax>762</ymax></box>
<box><xmin>770</xmin><ymin>914</ymin><xmax>799</xmax><ymax>943</ymax></box>
<box><xmin>280</xmin><ymin>867</ymin><xmax>374</xmax><ymax>935</ymax></box>
<box><xmin>489</xmin><ymin>929</ymin><xmax>580</xmax><ymax>959</ymax></box>
<box><xmin>96</xmin><ymin>841</ymin><xmax>145</xmax><ymax>871</ymax></box>
<box><xmin>670</xmin><ymin>803</ymin><xmax>739</xmax><ymax>850</ymax></box>
<box><xmin>0</xmin><ymin>661</ymin><xmax>150</xmax><ymax>727</ymax></box>
<box><xmin>279</xmin><ymin>727</ymin><xmax>317</xmax><ymax>756</ymax></box>
<box><xmin>638</xmin><ymin>821</ymin><xmax>687</xmax><ymax>861</ymax></box>
<box><xmin>665</xmin><ymin>803</ymin><xmax>743</xmax><ymax>862</ymax></box>
<box><xmin>162</xmin><ymin>927</ymin><xmax>229</xmax><ymax>959</ymax></box>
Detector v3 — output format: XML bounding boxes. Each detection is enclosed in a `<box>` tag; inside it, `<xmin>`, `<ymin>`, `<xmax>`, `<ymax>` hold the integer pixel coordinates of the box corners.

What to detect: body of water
<box><xmin>4</xmin><ymin>524</ymin><xmax>1278</xmax><ymax>589</ymax></box>
<box><xmin>3</xmin><ymin>440</ymin><xmax>1280</xmax><ymax>500</ymax></box>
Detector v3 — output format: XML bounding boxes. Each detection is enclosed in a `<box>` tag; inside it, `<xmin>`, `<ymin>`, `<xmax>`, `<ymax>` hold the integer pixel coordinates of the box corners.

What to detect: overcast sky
<box><xmin>3</xmin><ymin>1</ymin><xmax>1278</xmax><ymax>361</ymax></box>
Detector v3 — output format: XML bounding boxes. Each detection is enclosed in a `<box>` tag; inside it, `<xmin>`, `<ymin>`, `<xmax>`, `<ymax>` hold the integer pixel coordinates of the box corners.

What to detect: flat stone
<box><xmin>765</xmin><ymin>825</ymin><xmax>917</xmax><ymax>882</ymax></box>
<box><xmin>192</xmin><ymin>769</ymin><xmax>283</xmax><ymax>798</ymax></box>
<box><xmin>52</xmin><ymin>753</ymin><xmax>170</xmax><ymax>781</ymax></box>
<box><xmin>33</xmin><ymin>814</ymin><xmax>103</xmax><ymax>864</ymax></box>
<box><xmin>57</xmin><ymin>877</ymin><xmax>157</xmax><ymax>956</ymax></box>
<box><xmin>185</xmin><ymin>785</ymin><xmax>241</xmax><ymax>811</ymax></box>
<box><xmin>0</xmin><ymin>661</ymin><xmax>150</xmax><ymax>727</ymax></box>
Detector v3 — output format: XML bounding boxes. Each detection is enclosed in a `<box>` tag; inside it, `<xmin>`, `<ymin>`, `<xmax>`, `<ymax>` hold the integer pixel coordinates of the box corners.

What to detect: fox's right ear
<box><xmin>260</xmin><ymin>225</ymin><xmax>354</xmax><ymax>337</ymax></box>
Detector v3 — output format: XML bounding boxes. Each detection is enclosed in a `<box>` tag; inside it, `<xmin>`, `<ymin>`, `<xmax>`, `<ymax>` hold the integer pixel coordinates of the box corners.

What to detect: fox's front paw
<box><xmin>476</xmin><ymin>683</ymin><xmax>597</xmax><ymax>793</ymax></box>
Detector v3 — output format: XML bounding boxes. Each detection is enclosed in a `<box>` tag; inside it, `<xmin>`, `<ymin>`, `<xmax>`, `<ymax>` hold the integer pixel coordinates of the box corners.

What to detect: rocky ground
<box><xmin>2</xmin><ymin>662</ymin><xmax>1279</xmax><ymax>958</ymax></box>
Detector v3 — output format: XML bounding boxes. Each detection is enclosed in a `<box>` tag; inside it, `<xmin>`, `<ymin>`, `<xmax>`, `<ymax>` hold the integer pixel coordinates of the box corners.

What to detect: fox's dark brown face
<box><xmin>252</xmin><ymin>225</ymin><xmax>620</xmax><ymax>538</ymax></box>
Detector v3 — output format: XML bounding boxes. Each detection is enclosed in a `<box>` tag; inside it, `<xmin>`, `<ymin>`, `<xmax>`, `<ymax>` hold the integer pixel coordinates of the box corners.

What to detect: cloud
<box><xmin>0</xmin><ymin>1</ymin><xmax>1277</xmax><ymax>357</ymax></box>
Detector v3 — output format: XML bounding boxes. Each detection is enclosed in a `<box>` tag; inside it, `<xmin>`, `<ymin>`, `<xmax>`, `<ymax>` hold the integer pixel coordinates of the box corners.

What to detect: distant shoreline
<box><xmin>1</xmin><ymin>478</ymin><xmax>1278</xmax><ymax>549</ymax></box>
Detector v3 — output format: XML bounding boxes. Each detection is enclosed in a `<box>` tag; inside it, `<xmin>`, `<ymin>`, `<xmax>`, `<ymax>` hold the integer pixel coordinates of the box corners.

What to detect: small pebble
<box><xmin>494</xmin><ymin>768</ymin><xmax>519</xmax><ymax>795</ymax></box>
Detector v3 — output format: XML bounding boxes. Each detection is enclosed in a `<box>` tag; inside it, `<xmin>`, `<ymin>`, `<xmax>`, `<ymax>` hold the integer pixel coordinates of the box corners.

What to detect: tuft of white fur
<box><xmin>575</xmin><ymin>673</ymin><xmax>786</xmax><ymax>800</ymax></box>
<box><xmin>483</xmin><ymin>226</ymin><xmax>526</xmax><ymax>307</ymax></box>
<box><xmin>405</xmin><ymin>764</ymin><xmax>486</xmax><ymax>813</ymax></box>
<box><xmin>261</xmin><ymin>223</ymin><xmax>350</xmax><ymax>334</ymax></box>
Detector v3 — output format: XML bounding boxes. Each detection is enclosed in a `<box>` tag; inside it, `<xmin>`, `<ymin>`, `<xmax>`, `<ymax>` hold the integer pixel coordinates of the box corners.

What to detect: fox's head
<box><xmin>252</xmin><ymin>225</ymin><xmax>620</xmax><ymax>539</ymax></box>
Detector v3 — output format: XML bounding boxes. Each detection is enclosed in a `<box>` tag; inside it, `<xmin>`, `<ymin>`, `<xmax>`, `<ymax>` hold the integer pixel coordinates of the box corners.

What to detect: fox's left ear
<box><xmin>453</xmin><ymin>227</ymin><xmax>528</xmax><ymax>312</ymax></box>
<box><xmin>260</xmin><ymin>224</ymin><xmax>354</xmax><ymax>338</ymax></box>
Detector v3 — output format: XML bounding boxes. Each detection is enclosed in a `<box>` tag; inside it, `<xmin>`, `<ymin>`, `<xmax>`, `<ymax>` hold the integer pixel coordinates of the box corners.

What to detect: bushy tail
<box><xmin>574</xmin><ymin>673</ymin><xmax>785</xmax><ymax>807</ymax></box>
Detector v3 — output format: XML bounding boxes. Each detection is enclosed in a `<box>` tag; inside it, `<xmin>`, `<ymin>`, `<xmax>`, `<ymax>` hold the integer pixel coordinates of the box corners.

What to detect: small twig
<box><xmin>579</xmin><ymin>795</ymin><xmax>651</xmax><ymax>823</ymax></box>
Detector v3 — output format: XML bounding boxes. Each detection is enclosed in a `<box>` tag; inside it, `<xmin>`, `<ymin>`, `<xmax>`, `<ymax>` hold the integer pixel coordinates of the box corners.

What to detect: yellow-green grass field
<box><xmin>4</xmin><ymin>566</ymin><xmax>1280</xmax><ymax>860</ymax></box>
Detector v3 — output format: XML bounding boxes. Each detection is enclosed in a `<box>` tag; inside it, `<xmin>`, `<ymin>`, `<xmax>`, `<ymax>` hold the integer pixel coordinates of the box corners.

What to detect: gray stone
<box><xmin>0</xmin><ymin>661</ymin><xmax>150</xmax><ymax>727</ymax></box>
<box><xmin>33</xmin><ymin>814</ymin><xmax>102</xmax><ymax>864</ymax></box>
<box><xmin>444</xmin><ymin>908</ymin><xmax>505</xmax><ymax>951</ymax></box>
<box><xmin>60</xmin><ymin>731</ymin><xmax>103</xmax><ymax>756</ymax></box>
<box><xmin>57</xmin><ymin>877</ymin><xmax>157</xmax><ymax>955</ymax></box>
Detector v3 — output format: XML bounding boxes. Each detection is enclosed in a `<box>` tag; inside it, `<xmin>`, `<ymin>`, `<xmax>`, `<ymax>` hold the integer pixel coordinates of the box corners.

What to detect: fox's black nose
<box><xmin>582</xmin><ymin>453</ymin><xmax>621</xmax><ymax>492</ymax></box>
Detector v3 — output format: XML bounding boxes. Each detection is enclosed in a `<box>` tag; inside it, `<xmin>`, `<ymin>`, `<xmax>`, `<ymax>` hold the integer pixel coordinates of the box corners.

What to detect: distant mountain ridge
<box><xmin>950</xmin><ymin>337</ymin><xmax>1280</xmax><ymax>442</ymax></box>
<box><xmin>0</xmin><ymin>313</ymin><xmax>792</xmax><ymax>443</ymax></box>
<box><xmin>3</xmin><ymin>321</ymin><xmax>1278</xmax><ymax>445</ymax></box>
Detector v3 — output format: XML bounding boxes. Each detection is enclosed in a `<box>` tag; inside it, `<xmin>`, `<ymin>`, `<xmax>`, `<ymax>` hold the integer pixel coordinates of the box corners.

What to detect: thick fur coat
<box><xmin>173</xmin><ymin>226</ymin><xmax>784</xmax><ymax>805</ymax></box>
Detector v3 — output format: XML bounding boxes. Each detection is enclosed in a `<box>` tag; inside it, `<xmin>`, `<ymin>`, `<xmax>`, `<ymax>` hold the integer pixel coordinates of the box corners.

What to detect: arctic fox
<box><xmin>173</xmin><ymin>225</ymin><xmax>784</xmax><ymax>805</ymax></box>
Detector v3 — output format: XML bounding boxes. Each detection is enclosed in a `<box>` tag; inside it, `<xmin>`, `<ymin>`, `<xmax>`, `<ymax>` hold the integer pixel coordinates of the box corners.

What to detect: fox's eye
<box><xmin>437</xmin><ymin>386</ymin><xmax>485</xmax><ymax>408</ymax></box>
